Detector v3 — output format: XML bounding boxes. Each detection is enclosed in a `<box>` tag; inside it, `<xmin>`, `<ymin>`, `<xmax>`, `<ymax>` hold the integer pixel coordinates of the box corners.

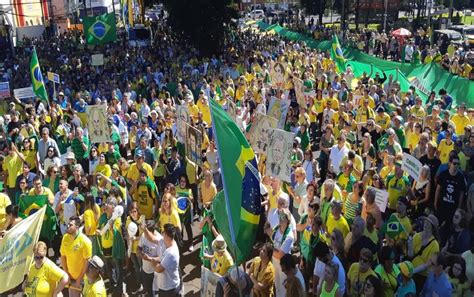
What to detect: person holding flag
<box><xmin>30</xmin><ymin>48</ymin><xmax>48</xmax><ymax>105</ymax></box>
<box><xmin>331</xmin><ymin>35</ymin><xmax>347</xmax><ymax>73</ymax></box>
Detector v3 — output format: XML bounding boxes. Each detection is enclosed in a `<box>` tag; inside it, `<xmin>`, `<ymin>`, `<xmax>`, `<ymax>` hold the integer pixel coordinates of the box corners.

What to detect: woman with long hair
<box><xmin>43</xmin><ymin>145</ymin><xmax>61</xmax><ymax>174</ymax></box>
<box><xmin>363</xmin><ymin>275</ymin><xmax>383</xmax><ymax>297</ymax></box>
<box><xmin>409</xmin><ymin>165</ymin><xmax>431</xmax><ymax>217</ymax></box>
<box><xmin>375</xmin><ymin>246</ymin><xmax>400</xmax><ymax>297</ymax></box>
<box><xmin>343</xmin><ymin>181</ymin><xmax>365</xmax><ymax>225</ymax></box>
<box><xmin>448</xmin><ymin>256</ymin><xmax>470</xmax><ymax>297</ymax></box>
<box><xmin>248</xmin><ymin>242</ymin><xmax>275</xmax><ymax>297</ymax></box>
<box><xmin>83</xmin><ymin>193</ymin><xmax>101</xmax><ymax>256</ymax></box>
<box><xmin>444</xmin><ymin>209</ymin><xmax>471</xmax><ymax>254</ymax></box>
<box><xmin>88</xmin><ymin>146</ymin><xmax>99</xmax><ymax>175</ymax></box>
<box><xmin>158</xmin><ymin>193</ymin><xmax>181</xmax><ymax>234</ymax></box>
<box><xmin>4</xmin><ymin>205</ymin><xmax>22</xmax><ymax>230</ymax></box>
<box><xmin>330</xmin><ymin>229</ymin><xmax>346</xmax><ymax>267</ymax></box>
<box><xmin>317</xmin><ymin>261</ymin><xmax>341</xmax><ymax>297</ymax></box>
<box><xmin>359</xmin><ymin>132</ymin><xmax>376</xmax><ymax>170</ymax></box>
<box><xmin>126</xmin><ymin>202</ymin><xmax>144</xmax><ymax>294</ymax></box>
<box><xmin>43</xmin><ymin>166</ymin><xmax>60</xmax><ymax>194</ymax></box>
<box><xmin>15</xmin><ymin>177</ymin><xmax>30</xmax><ymax>205</ymax></box>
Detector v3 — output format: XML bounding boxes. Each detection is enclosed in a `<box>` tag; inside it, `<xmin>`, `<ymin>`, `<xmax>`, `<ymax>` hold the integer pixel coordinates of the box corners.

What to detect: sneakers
<box><xmin>131</xmin><ymin>285</ymin><xmax>143</xmax><ymax>295</ymax></box>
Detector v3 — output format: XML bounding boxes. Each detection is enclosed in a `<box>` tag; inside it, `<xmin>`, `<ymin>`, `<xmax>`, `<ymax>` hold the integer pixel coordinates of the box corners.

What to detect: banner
<box><xmin>13</xmin><ymin>87</ymin><xmax>35</xmax><ymax>99</ymax></box>
<box><xmin>200</xmin><ymin>266</ymin><xmax>221</xmax><ymax>296</ymax></box>
<box><xmin>185</xmin><ymin>124</ymin><xmax>202</xmax><ymax>165</ymax></box>
<box><xmin>402</xmin><ymin>153</ymin><xmax>423</xmax><ymax>181</ymax></box>
<box><xmin>293</xmin><ymin>77</ymin><xmax>306</xmax><ymax>107</ymax></box>
<box><xmin>266</xmin><ymin>128</ymin><xmax>294</xmax><ymax>182</ymax></box>
<box><xmin>86</xmin><ymin>105</ymin><xmax>111</xmax><ymax>143</ymax></box>
<box><xmin>176</xmin><ymin>105</ymin><xmax>189</xmax><ymax>144</ymax></box>
<box><xmin>247</xmin><ymin>112</ymin><xmax>278</xmax><ymax>153</ymax></box>
<box><xmin>91</xmin><ymin>54</ymin><xmax>104</xmax><ymax>66</ymax></box>
<box><xmin>267</xmin><ymin>97</ymin><xmax>290</xmax><ymax>130</ymax></box>
<box><xmin>0</xmin><ymin>82</ymin><xmax>10</xmax><ymax>98</ymax></box>
<box><xmin>0</xmin><ymin>206</ymin><xmax>46</xmax><ymax>293</ymax></box>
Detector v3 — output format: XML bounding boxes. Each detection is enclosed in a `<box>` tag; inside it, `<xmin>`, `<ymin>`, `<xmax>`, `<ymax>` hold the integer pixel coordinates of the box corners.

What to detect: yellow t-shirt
<box><xmin>410</xmin><ymin>106</ymin><xmax>426</xmax><ymax>119</ymax></box>
<box><xmin>3</xmin><ymin>154</ymin><xmax>23</xmax><ymax>188</ymax></box>
<box><xmin>126</xmin><ymin>216</ymin><xmax>141</xmax><ymax>254</ymax></box>
<box><xmin>126</xmin><ymin>163</ymin><xmax>154</xmax><ymax>183</ymax></box>
<box><xmin>22</xmin><ymin>148</ymin><xmax>38</xmax><ymax>170</ymax></box>
<box><xmin>82</xmin><ymin>277</ymin><xmax>107</xmax><ymax>297</ymax></box>
<box><xmin>249</xmin><ymin>257</ymin><xmax>275</xmax><ymax>297</ymax></box>
<box><xmin>211</xmin><ymin>250</ymin><xmax>234</xmax><ymax>276</ymax></box>
<box><xmin>186</xmin><ymin>160</ymin><xmax>198</xmax><ymax>185</ymax></box>
<box><xmin>83</xmin><ymin>205</ymin><xmax>101</xmax><ymax>237</ymax></box>
<box><xmin>326</xmin><ymin>214</ymin><xmax>350</xmax><ymax>239</ymax></box>
<box><xmin>412</xmin><ymin>233</ymin><xmax>439</xmax><ymax>276</ymax></box>
<box><xmin>438</xmin><ymin>139</ymin><xmax>454</xmax><ymax>164</ymax></box>
<box><xmin>60</xmin><ymin>233</ymin><xmax>92</xmax><ymax>280</ymax></box>
<box><xmin>197</xmin><ymin>100</ymin><xmax>212</xmax><ymax>125</ymax></box>
<box><xmin>188</xmin><ymin>103</ymin><xmax>200</xmax><ymax>121</ymax></box>
<box><xmin>375</xmin><ymin>113</ymin><xmax>391</xmax><ymax>130</ymax></box>
<box><xmin>132</xmin><ymin>183</ymin><xmax>157</xmax><ymax>219</ymax></box>
<box><xmin>100</xmin><ymin>217</ymin><xmax>121</xmax><ymax>249</ymax></box>
<box><xmin>200</xmin><ymin>181</ymin><xmax>217</xmax><ymax>205</ymax></box>
<box><xmin>347</xmin><ymin>263</ymin><xmax>376</xmax><ymax>297</ymax></box>
<box><xmin>158</xmin><ymin>209</ymin><xmax>181</xmax><ymax>231</ymax></box>
<box><xmin>0</xmin><ymin>193</ymin><xmax>11</xmax><ymax>231</ymax></box>
<box><xmin>25</xmin><ymin>258</ymin><xmax>66</xmax><ymax>297</ymax></box>
<box><xmin>28</xmin><ymin>187</ymin><xmax>55</xmax><ymax>205</ymax></box>
<box><xmin>94</xmin><ymin>164</ymin><xmax>111</xmax><ymax>177</ymax></box>
<box><xmin>452</xmin><ymin>114</ymin><xmax>470</xmax><ymax>136</ymax></box>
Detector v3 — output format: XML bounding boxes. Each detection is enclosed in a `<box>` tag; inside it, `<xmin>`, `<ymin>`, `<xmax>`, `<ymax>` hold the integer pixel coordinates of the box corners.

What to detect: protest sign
<box><xmin>13</xmin><ymin>87</ymin><xmax>34</xmax><ymax>99</ymax></box>
<box><xmin>369</xmin><ymin>186</ymin><xmax>389</xmax><ymax>213</ymax></box>
<box><xmin>201</xmin><ymin>266</ymin><xmax>221</xmax><ymax>297</ymax></box>
<box><xmin>226</xmin><ymin>98</ymin><xmax>237</xmax><ymax>122</ymax></box>
<box><xmin>91</xmin><ymin>54</ymin><xmax>105</xmax><ymax>66</ymax></box>
<box><xmin>402</xmin><ymin>153</ymin><xmax>423</xmax><ymax>181</ymax></box>
<box><xmin>293</xmin><ymin>77</ymin><xmax>306</xmax><ymax>106</ymax></box>
<box><xmin>266</xmin><ymin>128</ymin><xmax>294</xmax><ymax>182</ymax></box>
<box><xmin>47</xmin><ymin>72</ymin><xmax>60</xmax><ymax>84</ymax></box>
<box><xmin>269</xmin><ymin>61</ymin><xmax>286</xmax><ymax>88</ymax></box>
<box><xmin>268</xmin><ymin>97</ymin><xmax>290</xmax><ymax>129</ymax></box>
<box><xmin>186</xmin><ymin>124</ymin><xmax>202</xmax><ymax>165</ymax></box>
<box><xmin>86</xmin><ymin>105</ymin><xmax>111</xmax><ymax>143</ymax></box>
<box><xmin>248</xmin><ymin>112</ymin><xmax>278</xmax><ymax>153</ymax></box>
<box><xmin>0</xmin><ymin>82</ymin><xmax>10</xmax><ymax>98</ymax></box>
<box><xmin>176</xmin><ymin>105</ymin><xmax>190</xmax><ymax>144</ymax></box>
<box><xmin>0</xmin><ymin>206</ymin><xmax>45</xmax><ymax>293</ymax></box>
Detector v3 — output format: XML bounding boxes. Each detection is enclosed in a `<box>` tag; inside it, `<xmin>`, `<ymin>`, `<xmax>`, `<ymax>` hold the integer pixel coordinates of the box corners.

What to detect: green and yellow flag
<box><xmin>83</xmin><ymin>13</ymin><xmax>117</xmax><ymax>45</ymax></box>
<box><xmin>30</xmin><ymin>48</ymin><xmax>48</xmax><ymax>103</ymax></box>
<box><xmin>382</xmin><ymin>214</ymin><xmax>406</xmax><ymax>239</ymax></box>
<box><xmin>19</xmin><ymin>195</ymin><xmax>57</xmax><ymax>241</ymax></box>
<box><xmin>210</xmin><ymin>99</ymin><xmax>262</xmax><ymax>264</ymax></box>
<box><xmin>331</xmin><ymin>34</ymin><xmax>346</xmax><ymax>73</ymax></box>
<box><xmin>0</xmin><ymin>206</ymin><xmax>45</xmax><ymax>294</ymax></box>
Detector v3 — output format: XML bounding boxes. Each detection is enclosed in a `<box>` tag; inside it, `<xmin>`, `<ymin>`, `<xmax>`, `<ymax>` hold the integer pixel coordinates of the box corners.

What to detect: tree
<box><xmin>160</xmin><ymin>0</ymin><xmax>238</xmax><ymax>56</ymax></box>
<box><xmin>443</xmin><ymin>0</ymin><xmax>469</xmax><ymax>10</ymax></box>
<box><xmin>301</xmin><ymin>0</ymin><xmax>328</xmax><ymax>25</ymax></box>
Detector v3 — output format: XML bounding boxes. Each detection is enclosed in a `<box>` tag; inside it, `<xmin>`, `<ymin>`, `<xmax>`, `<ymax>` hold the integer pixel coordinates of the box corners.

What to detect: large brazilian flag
<box><xmin>18</xmin><ymin>195</ymin><xmax>58</xmax><ymax>241</ymax></box>
<box><xmin>30</xmin><ymin>48</ymin><xmax>48</xmax><ymax>104</ymax></box>
<box><xmin>83</xmin><ymin>13</ymin><xmax>117</xmax><ymax>45</ymax></box>
<box><xmin>210</xmin><ymin>99</ymin><xmax>262</xmax><ymax>264</ymax></box>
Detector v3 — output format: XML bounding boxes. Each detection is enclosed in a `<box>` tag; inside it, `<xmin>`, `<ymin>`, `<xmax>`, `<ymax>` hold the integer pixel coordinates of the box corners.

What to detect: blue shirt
<box><xmin>421</xmin><ymin>272</ymin><xmax>452</xmax><ymax>297</ymax></box>
<box><xmin>396</xmin><ymin>278</ymin><xmax>416</xmax><ymax>297</ymax></box>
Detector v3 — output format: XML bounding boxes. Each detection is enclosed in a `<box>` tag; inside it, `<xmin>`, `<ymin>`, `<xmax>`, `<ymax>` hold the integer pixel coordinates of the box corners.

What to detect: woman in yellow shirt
<box><xmin>158</xmin><ymin>193</ymin><xmax>181</xmax><ymax>233</ymax></box>
<box><xmin>95</xmin><ymin>154</ymin><xmax>111</xmax><ymax>187</ymax></box>
<box><xmin>83</xmin><ymin>193</ymin><xmax>101</xmax><ymax>256</ymax></box>
<box><xmin>24</xmin><ymin>241</ymin><xmax>69</xmax><ymax>297</ymax></box>
<box><xmin>248</xmin><ymin>242</ymin><xmax>275</xmax><ymax>297</ymax></box>
<box><xmin>126</xmin><ymin>202</ymin><xmax>144</xmax><ymax>292</ymax></box>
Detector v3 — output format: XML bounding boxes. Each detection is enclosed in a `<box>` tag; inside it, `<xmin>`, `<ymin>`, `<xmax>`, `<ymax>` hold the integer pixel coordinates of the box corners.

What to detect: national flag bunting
<box><xmin>210</xmin><ymin>99</ymin><xmax>262</xmax><ymax>264</ymax></box>
<box><xmin>30</xmin><ymin>48</ymin><xmax>48</xmax><ymax>104</ymax></box>
<box><xmin>331</xmin><ymin>34</ymin><xmax>346</xmax><ymax>73</ymax></box>
<box><xmin>83</xmin><ymin>13</ymin><xmax>117</xmax><ymax>45</ymax></box>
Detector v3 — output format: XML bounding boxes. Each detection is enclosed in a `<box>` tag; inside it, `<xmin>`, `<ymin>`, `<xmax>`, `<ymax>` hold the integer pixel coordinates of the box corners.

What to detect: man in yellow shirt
<box><xmin>83</xmin><ymin>256</ymin><xmax>107</xmax><ymax>296</ymax></box>
<box><xmin>29</xmin><ymin>176</ymin><xmax>55</xmax><ymax>205</ymax></box>
<box><xmin>452</xmin><ymin>104</ymin><xmax>470</xmax><ymax>136</ymax></box>
<box><xmin>60</xmin><ymin>216</ymin><xmax>92</xmax><ymax>297</ymax></box>
<box><xmin>326</xmin><ymin>200</ymin><xmax>350</xmax><ymax>238</ymax></box>
<box><xmin>197</xmin><ymin>94</ymin><xmax>212</xmax><ymax>125</ymax></box>
<box><xmin>126</xmin><ymin>151</ymin><xmax>154</xmax><ymax>185</ymax></box>
<box><xmin>2</xmin><ymin>143</ymin><xmax>26</xmax><ymax>199</ymax></box>
<box><xmin>438</xmin><ymin>129</ymin><xmax>454</xmax><ymax>163</ymax></box>
<box><xmin>130</xmin><ymin>169</ymin><xmax>158</xmax><ymax>219</ymax></box>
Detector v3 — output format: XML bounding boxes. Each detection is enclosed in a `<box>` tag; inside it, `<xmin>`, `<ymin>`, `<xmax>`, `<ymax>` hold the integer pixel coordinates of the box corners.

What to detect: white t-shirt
<box><xmin>329</xmin><ymin>145</ymin><xmax>349</xmax><ymax>175</ymax></box>
<box><xmin>272</xmin><ymin>228</ymin><xmax>294</xmax><ymax>255</ymax></box>
<box><xmin>267</xmin><ymin>208</ymin><xmax>296</xmax><ymax>231</ymax></box>
<box><xmin>138</xmin><ymin>232</ymin><xmax>164</xmax><ymax>274</ymax></box>
<box><xmin>53</xmin><ymin>189</ymin><xmax>74</xmax><ymax>234</ymax></box>
<box><xmin>158</xmin><ymin>242</ymin><xmax>180</xmax><ymax>291</ymax></box>
<box><xmin>313</xmin><ymin>254</ymin><xmax>346</xmax><ymax>294</ymax></box>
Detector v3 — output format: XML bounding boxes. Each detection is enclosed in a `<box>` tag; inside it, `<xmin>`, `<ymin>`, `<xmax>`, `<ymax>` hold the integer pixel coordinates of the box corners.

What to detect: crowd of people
<box><xmin>0</xmin><ymin>13</ymin><xmax>474</xmax><ymax>297</ymax></box>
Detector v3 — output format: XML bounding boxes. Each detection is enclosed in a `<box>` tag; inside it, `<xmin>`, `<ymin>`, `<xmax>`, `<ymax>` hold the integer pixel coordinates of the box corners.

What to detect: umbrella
<box><xmin>392</xmin><ymin>28</ymin><xmax>412</xmax><ymax>38</ymax></box>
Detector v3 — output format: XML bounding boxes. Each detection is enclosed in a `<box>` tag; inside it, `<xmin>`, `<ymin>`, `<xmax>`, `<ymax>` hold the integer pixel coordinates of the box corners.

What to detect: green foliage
<box><xmin>160</xmin><ymin>0</ymin><xmax>238</xmax><ymax>55</ymax></box>
<box><xmin>443</xmin><ymin>0</ymin><xmax>470</xmax><ymax>10</ymax></box>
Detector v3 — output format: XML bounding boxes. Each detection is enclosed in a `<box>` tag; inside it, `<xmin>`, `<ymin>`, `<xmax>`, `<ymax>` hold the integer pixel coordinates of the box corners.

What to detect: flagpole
<box><xmin>209</xmin><ymin>98</ymin><xmax>243</xmax><ymax>297</ymax></box>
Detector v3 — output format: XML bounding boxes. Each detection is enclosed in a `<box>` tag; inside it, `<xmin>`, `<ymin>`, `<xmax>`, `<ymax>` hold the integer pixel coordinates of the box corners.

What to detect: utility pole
<box><xmin>448</xmin><ymin>0</ymin><xmax>453</xmax><ymax>26</ymax></box>
<box><xmin>383</xmin><ymin>0</ymin><xmax>388</xmax><ymax>32</ymax></box>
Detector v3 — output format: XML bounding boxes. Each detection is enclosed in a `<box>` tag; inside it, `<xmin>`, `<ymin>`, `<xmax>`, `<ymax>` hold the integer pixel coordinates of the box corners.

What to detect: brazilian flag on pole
<box><xmin>331</xmin><ymin>34</ymin><xmax>346</xmax><ymax>73</ymax></box>
<box><xmin>382</xmin><ymin>214</ymin><xmax>406</xmax><ymax>239</ymax></box>
<box><xmin>30</xmin><ymin>48</ymin><xmax>48</xmax><ymax>104</ymax></box>
<box><xmin>210</xmin><ymin>99</ymin><xmax>263</xmax><ymax>264</ymax></box>
<box><xmin>83</xmin><ymin>12</ymin><xmax>117</xmax><ymax>45</ymax></box>
<box><xmin>18</xmin><ymin>195</ymin><xmax>58</xmax><ymax>241</ymax></box>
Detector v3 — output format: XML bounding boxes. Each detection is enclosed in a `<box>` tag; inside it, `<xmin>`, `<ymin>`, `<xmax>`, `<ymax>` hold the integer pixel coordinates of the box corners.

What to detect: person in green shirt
<box><xmin>70</xmin><ymin>126</ymin><xmax>90</xmax><ymax>170</ymax></box>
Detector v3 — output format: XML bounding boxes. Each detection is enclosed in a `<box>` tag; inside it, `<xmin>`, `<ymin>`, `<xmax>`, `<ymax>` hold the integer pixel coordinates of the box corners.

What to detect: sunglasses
<box><xmin>360</xmin><ymin>257</ymin><xmax>370</xmax><ymax>263</ymax></box>
<box><xmin>34</xmin><ymin>255</ymin><xmax>44</xmax><ymax>260</ymax></box>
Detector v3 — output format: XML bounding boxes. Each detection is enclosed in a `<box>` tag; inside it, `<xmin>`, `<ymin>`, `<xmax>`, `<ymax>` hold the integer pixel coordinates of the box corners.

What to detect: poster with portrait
<box><xmin>266</xmin><ymin>128</ymin><xmax>294</xmax><ymax>182</ymax></box>
<box><xmin>86</xmin><ymin>105</ymin><xmax>111</xmax><ymax>143</ymax></box>
<box><xmin>176</xmin><ymin>105</ymin><xmax>190</xmax><ymax>144</ymax></box>
<box><xmin>293</xmin><ymin>77</ymin><xmax>306</xmax><ymax>107</ymax></box>
<box><xmin>201</xmin><ymin>266</ymin><xmax>220</xmax><ymax>297</ymax></box>
<box><xmin>248</xmin><ymin>112</ymin><xmax>278</xmax><ymax>153</ymax></box>
<box><xmin>268</xmin><ymin>96</ymin><xmax>290</xmax><ymax>130</ymax></box>
<box><xmin>185</xmin><ymin>124</ymin><xmax>202</xmax><ymax>165</ymax></box>
<box><xmin>270</xmin><ymin>61</ymin><xmax>286</xmax><ymax>88</ymax></box>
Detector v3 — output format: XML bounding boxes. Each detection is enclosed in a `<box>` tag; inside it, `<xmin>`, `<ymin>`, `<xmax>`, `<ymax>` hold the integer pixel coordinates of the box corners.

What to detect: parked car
<box><xmin>247</xmin><ymin>9</ymin><xmax>265</xmax><ymax>19</ymax></box>
<box><xmin>449</xmin><ymin>25</ymin><xmax>474</xmax><ymax>48</ymax></box>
